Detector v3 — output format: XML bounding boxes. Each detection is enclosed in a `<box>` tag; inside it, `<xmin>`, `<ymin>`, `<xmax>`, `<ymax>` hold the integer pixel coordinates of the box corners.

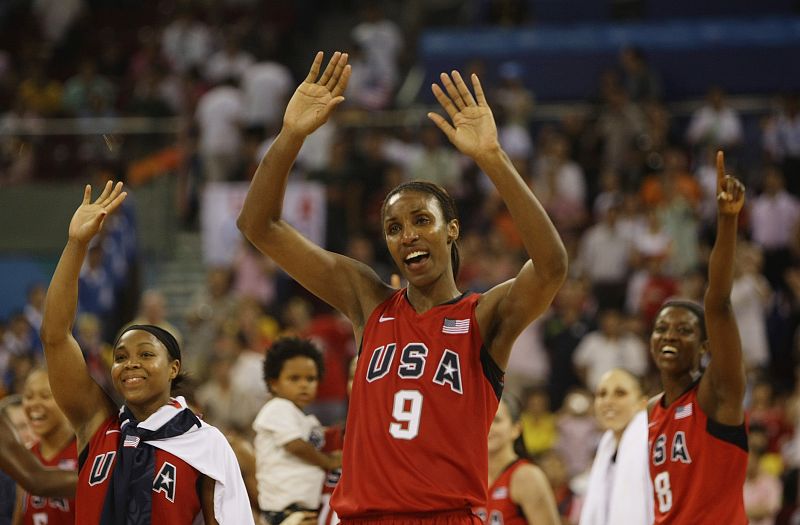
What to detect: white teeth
<box><xmin>661</xmin><ymin>346</ymin><xmax>678</xmax><ymax>354</ymax></box>
<box><xmin>405</xmin><ymin>251</ymin><xmax>428</xmax><ymax>262</ymax></box>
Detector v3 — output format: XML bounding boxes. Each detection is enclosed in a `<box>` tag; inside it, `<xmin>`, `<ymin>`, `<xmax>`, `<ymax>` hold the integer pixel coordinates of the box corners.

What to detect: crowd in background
<box><xmin>2</xmin><ymin>0</ymin><xmax>800</xmax><ymax>523</ymax></box>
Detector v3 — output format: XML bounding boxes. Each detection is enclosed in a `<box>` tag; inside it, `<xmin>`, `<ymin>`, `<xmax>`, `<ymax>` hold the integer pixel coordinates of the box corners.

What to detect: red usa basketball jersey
<box><xmin>331</xmin><ymin>290</ymin><xmax>503</xmax><ymax>518</ymax></box>
<box><xmin>76</xmin><ymin>415</ymin><xmax>202</xmax><ymax>524</ymax></box>
<box><xmin>475</xmin><ymin>459</ymin><xmax>529</xmax><ymax>525</ymax></box>
<box><xmin>21</xmin><ymin>439</ymin><xmax>78</xmax><ymax>525</ymax></box>
<box><xmin>649</xmin><ymin>382</ymin><xmax>747</xmax><ymax>524</ymax></box>
<box><xmin>319</xmin><ymin>425</ymin><xmax>345</xmax><ymax>525</ymax></box>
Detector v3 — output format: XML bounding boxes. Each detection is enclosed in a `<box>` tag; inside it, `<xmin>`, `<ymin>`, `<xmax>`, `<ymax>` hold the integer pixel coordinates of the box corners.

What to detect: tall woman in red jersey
<box><xmin>238</xmin><ymin>52</ymin><xmax>567</xmax><ymax>524</ymax></box>
<box><xmin>478</xmin><ymin>398</ymin><xmax>559</xmax><ymax>525</ymax></box>
<box><xmin>648</xmin><ymin>151</ymin><xmax>748</xmax><ymax>525</ymax></box>
<box><xmin>40</xmin><ymin>183</ymin><xmax>253</xmax><ymax>525</ymax></box>
<box><xmin>12</xmin><ymin>369</ymin><xmax>77</xmax><ymax>525</ymax></box>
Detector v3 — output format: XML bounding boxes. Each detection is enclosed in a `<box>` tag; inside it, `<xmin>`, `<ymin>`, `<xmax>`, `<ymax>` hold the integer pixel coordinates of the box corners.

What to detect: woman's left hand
<box><xmin>428</xmin><ymin>71</ymin><xmax>500</xmax><ymax>161</ymax></box>
<box><xmin>716</xmin><ymin>150</ymin><xmax>745</xmax><ymax>216</ymax></box>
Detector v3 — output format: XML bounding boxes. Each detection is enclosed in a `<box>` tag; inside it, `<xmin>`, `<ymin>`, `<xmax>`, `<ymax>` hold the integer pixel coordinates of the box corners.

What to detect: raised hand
<box><xmin>283</xmin><ymin>51</ymin><xmax>351</xmax><ymax>139</ymax></box>
<box><xmin>428</xmin><ymin>71</ymin><xmax>499</xmax><ymax>161</ymax></box>
<box><xmin>716</xmin><ymin>151</ymin><xmax>745</xmax><ymax>215</ymax></box>
<box><xmin>68</xmin><ymin>181</ymin><xmax>127</xmax><ymax>244</ymax></box>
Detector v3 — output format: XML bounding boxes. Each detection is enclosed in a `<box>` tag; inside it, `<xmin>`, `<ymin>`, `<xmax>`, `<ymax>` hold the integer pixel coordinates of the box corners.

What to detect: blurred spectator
<box><xmin>595</xmin><ymin>86</ymin><xmax>646</xmax><ymax>174</ymax></box>
<box><xmin>573</xmin><ymin>308</ymin><xmax>647</xmax><ymax>391</ymax></box>
<box><xmin>504</xmin><ymin>318</ymin><xmax>548</xmax><ymax>401</ymax></box>
<box><xmin>686</xmin><ymin>86</ymin><xmax>743</xmax><ymax>152</ymax></box>
<box><xmin>407</xmin><ymin>126</ymin><xmax>462</xmax><ymax>192</ymax></box>
<box><xmin>543</xmin><ymin>279</ymin><xmax>594</xmax><ymax>410</ymax></box>
<box><xmin>232</xmin><ymin>240</ymin><xmax>278</xmax><ymax>308</ymax></box>
<box><xmin>161</xmin><ymin>6</ymin><xmax>213</xmax><ymax>74</ymax></box>
<box><xmin>519</xmin><ymin>387</ymin><xmax>557</xmax><ymax>457</ymax></box>
<box><xmin>763</xmin><ymin>93</ymin><xmax>800</xmax><ymax>197</ymax></box>
<box><xmin>77</xmin><ymin>242</ymin><xmax>115</xmax><ymax>330</ymax></box>
<box><xmin>16</xmin><ymin>63</ymin><xmax>63</xmax><ymax>117</ymax></box>
<box><xmin>205</xmin><ymin>33</ymin><xmax>255</xmax><ymax>84</ymax></box>
<box><xmin>345</xmin><ymin>40</ymin><xmax>394</xmax><ymax>111</ymax></box>
<box><xmin>241</xmin><ymin>54</ymin><xmax>293</xmax><ymax>131</ymax></box>
<box><xmin>185</xmin><ymin>266</ymin><xmax>239</xmax><ymax>376</ymax></box>
<box><xmin>627</xmin><ymin>254</ymin><xmax>679</xmax><ymax>326</ymax></box>
<box><xmin>351</xmin><ymin>3</ymin><xmax>404</xmax><ymax>97</ymax></box>
<box><xmin>32</xmin><ymin>0</ymin><xmax>85</xmax><ymax>45</ymax></box>
<box><xmin>619</xmin><ymin>46</ymin><xmax>662</xmax><ymax>103</ymax></box>
<box><xmin>750</xmin><ymin>165</ymin><xmax>800</xmax><ymax>291</ymax></box>
<box><xmin>195</xmin><ymin>77</ymin><xmax>245</xmax><ymax>182</ymax></box>
<box><xmin>744</xmin><ymin>445</ymin><xmax>782</xmax><ymax>525</ymax></box>
<box><xmin>74</xmin><ymin>312</ymin><xmax>114</xmax><ymax>399</ymax></box>
<box><xmin>22</xmin><ymin>283</ymin><xmax>46</xmax><ymax>334</ymax></box>
<box><xmin>196</xmin><ymin>354</ymin><xmax>242</xmax><ymax>431</ymax></box>
<box><xmin>61</xmin><ymin>59</ymin><xmax>116</xmax><ymax>117</ymax></box>
<box><xmin>532</xmin><ymin>133</ymin><xmax>587</xmax><ymax>234</ymax></box>
<box><xmin>555</xmin><ymin>389</ymin><xmax>601</xmax><ymax>479</ymax></box>
<box><xmin>127</xmin><ymin>289</ymin><xmax>183</xmax><ymax>347</ymax></box>
<box><xmin>576</xmin><ymin>203</ymin><xmax>631</xmax><ymax>310</ymax></box>
<box><xmin>731</xmin><ymin>244</ymin><xmax>771</xmax><ymax>372</ymax></box>
<box><xmin>538</xmin><ymin>450</ymin><xmax>582</xmax><ymax>524</ymax></box>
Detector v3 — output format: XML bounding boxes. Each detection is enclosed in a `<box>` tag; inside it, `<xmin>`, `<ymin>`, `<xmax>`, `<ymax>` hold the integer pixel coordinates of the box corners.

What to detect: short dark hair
<box><xmin>380</xmin><ymin>180</ymin><xmax>461</xmax><ymax>278</ymax></box>
<box><xmin>263</xmin><ymin>337</ymin><xmax>325</xmax><ymax>390</ymax></box>
<box><xmin>655</xmin><ymin>299</ymin><xmax>707</xmax><ymax>340</ymax></box>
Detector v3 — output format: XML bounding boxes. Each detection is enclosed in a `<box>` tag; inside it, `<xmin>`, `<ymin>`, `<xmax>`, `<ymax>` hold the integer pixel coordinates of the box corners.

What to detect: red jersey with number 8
<box><xmin>21</xmin><ymin>439</ymin><xmax>78</xmax><ymax>525</ymax></box>
<box><xmin>331</xmin><ymin>290</ymin><xmax>503</xmax><ymax>518</ymax></box>
<box><xmin>648</xmin><ymin>381</ymin><xmax>747</xmax><ymax>524</ymax></box>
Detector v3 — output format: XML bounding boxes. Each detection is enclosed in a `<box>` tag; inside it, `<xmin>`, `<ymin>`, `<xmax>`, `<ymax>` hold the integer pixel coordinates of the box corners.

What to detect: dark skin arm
<box><xmin>237</xmin><ymin>52</ymin><xmax>391</xmax><ymax>343</ymax></box>
<box><xmin>428</xmin><ymin>72</ymin><xmax>568</xmax><ymax>368</ymax></box>
<box><xmin>697</xmin><ymin>151</ymin><xmax>746</xmax><ymax>426</ymax></box>
<box><xmin>283</xmin><ymin>439</ymin><xmax>341</xmax><ymax>471</ymax></box>
<box><xmin>200</xmin><ymin>474</ymin><xmax>219</xmax><ymax>525</ymax></box>
<box><xmin>40</xmin><ymin>182</ymin><xmax>127</xmax><ymax>451</ymax></box>
<box><xmin>0</xmin><ymin>415</ymin><xmax>77</xmax><ymax>497</ymax></box>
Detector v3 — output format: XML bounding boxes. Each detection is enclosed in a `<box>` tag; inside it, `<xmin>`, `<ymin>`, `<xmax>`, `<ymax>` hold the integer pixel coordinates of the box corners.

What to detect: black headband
<box><xmin>115</xmin><ymin>324</ymin><xmax>181</xmax><ymax>362</ymax></box>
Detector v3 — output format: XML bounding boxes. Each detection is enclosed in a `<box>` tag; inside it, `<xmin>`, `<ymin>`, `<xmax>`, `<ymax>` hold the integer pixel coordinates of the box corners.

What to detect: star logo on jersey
<box><xmin>442</xmin><ymin>362</ymin><xmax>457</xmax><ymax>377</ymax></box>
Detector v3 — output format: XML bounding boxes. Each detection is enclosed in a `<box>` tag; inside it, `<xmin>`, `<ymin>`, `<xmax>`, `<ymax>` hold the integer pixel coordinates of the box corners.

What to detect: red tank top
<box><xmin>331</xmin><ymin>290</ymin><xmax>503</xmax><ymax>518</ymax></box>
<box><xmin>319</xmin><ymin>425</ymin><xmax>345</xmax><ymax>525</ymax></box>
<box><xmin>475</xmin><ymin>459</ymin><xmax>529</xmax><ymax>525</ymax></box>
<box><xmin>76</xmin><ymin>415</ymin><xmax>202</xmax><ymax>524</ymax></box>
<box><xmin>649</xmin><ymin>382</ymin><xmax>748</xmax><ymax>524</ymax></box>
<box><xmin>21</xmin><ymin>439</ymin><xmax>78</xmax><ymax>525</ymax></box>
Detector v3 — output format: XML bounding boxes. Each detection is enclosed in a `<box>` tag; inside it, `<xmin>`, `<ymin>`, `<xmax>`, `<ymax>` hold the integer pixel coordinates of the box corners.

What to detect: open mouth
<box><xmin>660</xmin><ymin>345</ymin><xmax>678</xmax><ymax>356</ymax></box>
<box><xmin>404</xmin><ymin>250</ymin><xmax>430</xmax><ymax>268</ymax></box>
<box><xmin>122</xmin><ymin>377</ymin><xmax>145</xmax><ymax>385</ymax></box>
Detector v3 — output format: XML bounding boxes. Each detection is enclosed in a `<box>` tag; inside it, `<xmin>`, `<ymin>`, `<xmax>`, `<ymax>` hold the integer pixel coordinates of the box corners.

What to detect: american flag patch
<box><xmin>123</xmin><ymin>435</ymin><xmax>140</xmax><ymax>448</ymax></box>
<box><xmin>674</xmin><ymin>403</ymin><xmax>693</xmax><ymax>420</ymax></box>
<box><xmin>442</xmin><ymin>318</ymin><xmax>470</xmax><ymax>334</ymax></box>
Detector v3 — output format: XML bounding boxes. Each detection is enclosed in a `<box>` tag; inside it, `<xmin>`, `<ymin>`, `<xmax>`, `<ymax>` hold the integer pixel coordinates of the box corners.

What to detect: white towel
<box><xmin>579</xmin><ymin>410</ymin><xmax>653</xmax><ymax>525</ymax></box>
<box><xmin>139</xmin><ymin>397</ymin><xmax>255</xmax><ymax>525</ymax></box>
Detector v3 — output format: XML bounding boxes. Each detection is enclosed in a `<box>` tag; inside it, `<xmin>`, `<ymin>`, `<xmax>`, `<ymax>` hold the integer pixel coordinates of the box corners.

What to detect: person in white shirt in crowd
<box><xmin>731</xmin><ymin>242</ymin><xmax>771</xmax><ymax>373</ymax></box>
<box><xmin>195</xmin><ymin>76</ymin><xmax>245</xmax><ymax>182</ymax></box>
<box><xmin>205</xmin><ymin>33</ymin><xmax>255</xmax><ymax>84</ymax></box>
<box><xmin>576</xmin><ymin>201</ymin><xmax>632</xmax><ymax>310</ymax></box>
<box><xmin>350</xmin><ymin>3</ymin><xmax>404</xmax><ymax>102</ymax></box>
<box><xmin>161</xmin><ymin>6</ymin><xmax>213</xmax><ymax>74</ymax></box>
<box><xmin>532</xmin><ymin>132</ymin><xmax>587</xmax><ymax>235</ymax></box>
<box><xmin>763</xmin><ymin>92</ymin><xmax>800</xmax><ymax>197</ymax></box>
<box><xmin>749</xmin><ymin>165</ymin><xmax>800</xmax><ymax>290</ymax></box>
<box><xmin>687</xmin><ymin>86</ymin><xmax>743</xmax><ymax>152</ymax></box>
<box><xmin>573</xmin><ymin>308</ymin><xmax>648</xmax><ymax>392</ymax></box>
<box><xmin>241</xmin><ymin>53</ymin><xmax>294</xmax><ymax>132</ymax></box>
<box><xmin>253</xmin><ymin>338</ymin><xmax>341</xmax><ymax>525</ymax></box>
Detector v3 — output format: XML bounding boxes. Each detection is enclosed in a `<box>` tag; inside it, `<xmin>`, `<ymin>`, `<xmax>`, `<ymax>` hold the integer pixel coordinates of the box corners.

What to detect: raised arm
<box><xmin>699</xmin><ymin>151</ymin><xmax>746</xmax><ymax>425</ymax></box>
<box><xmin>40</xmin><ymin>182</ymin><xmax>126</xmax><ymax>444</ymax></box>
<box><xmin>237</xmin><ymin>52</ymin><xmax>390</xmax><ymax>332</ymax></box>
<box><xmin>428</xmin><ymin>71</ymin><xmax>567</xmax><ymax>368</ymax></box>
<box><xmin>0</xmin><ymin>414</ymin><xmax>77</xmax><ymax>497</ymax></box>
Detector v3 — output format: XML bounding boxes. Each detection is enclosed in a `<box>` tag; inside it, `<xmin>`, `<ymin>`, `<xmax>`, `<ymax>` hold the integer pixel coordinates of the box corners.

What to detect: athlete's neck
<box><xmin>39</xmin><ymin>422</ymin><xmax>74</xmax><ymax>460</ymax></box>
<box><xmin>126</xmin><ymin>393</ymin><xmax>173</xmax><ymax>423</ymax></box>
<box><xmin>660</xmin><ymin>371</ymin><xmax>696</xmax><ymax>406</ymax></box>
<box><xmin>405</xmin><ymin>279</ymin><xmax>461</xmax><ymax>314</ymax></box>
<box><xmin>488</xmin><ymin>446</ymin><xmax>517</xmax><ymax>484</ymax></box>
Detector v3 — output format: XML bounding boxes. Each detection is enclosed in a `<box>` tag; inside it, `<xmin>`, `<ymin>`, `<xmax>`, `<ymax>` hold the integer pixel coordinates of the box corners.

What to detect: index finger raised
<box><xmin>716</xmin><ymin>150</ymin><xmax>726</xmax><ymax>193</ymax></box>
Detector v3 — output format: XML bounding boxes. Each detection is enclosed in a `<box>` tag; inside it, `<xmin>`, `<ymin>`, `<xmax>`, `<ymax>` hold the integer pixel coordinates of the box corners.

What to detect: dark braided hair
<box><xmin>380</xmin><ymin>181</ymin><xmax>461</xmax><ymax>278</ymax></box>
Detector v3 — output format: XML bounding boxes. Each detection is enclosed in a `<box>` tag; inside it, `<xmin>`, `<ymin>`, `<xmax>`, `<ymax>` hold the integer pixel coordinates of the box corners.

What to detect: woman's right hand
<box><xmin>282</xmin><ymin>51</ymin><xmax>351</xmax><ymax>139</ymax></box>
<box><xmin>68</xmin><ymin>181</ymin><xmax>127</xmax><ymax>245</ymax></box>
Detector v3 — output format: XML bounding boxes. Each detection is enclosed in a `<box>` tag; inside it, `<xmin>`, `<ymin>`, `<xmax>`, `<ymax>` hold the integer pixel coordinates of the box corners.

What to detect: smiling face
<box><xmin>594</xmin><ymin>369</ymin><xmax>646</xmax><ymax>438</ymax></box>
<box><xmin>111</xmin><ymin>330</ymin><xmax>180</xmax><ymax>411</ymax></box>
<box><xmin>382</xmin><ymin>190</ymin><xmax>459</xmax><ymax>287</ymax></box>
<box><xmin>650</xmin><ymin>306</ymin><xmax>705</xmax><ymax>376</ymax></box>
<box><xmin>269</xmin><ymin>356</ymin><xmax>319</xmax><ymax>409</ymax></box>
<box><xmin>488</xmin><ymin>400</ymin><xmax>520</xmax><ymax>454</ymax></box>
<box><xmin>22</xmin><ymin>369</ymin><xmax>71</xmax><ymax>440</ymax></box>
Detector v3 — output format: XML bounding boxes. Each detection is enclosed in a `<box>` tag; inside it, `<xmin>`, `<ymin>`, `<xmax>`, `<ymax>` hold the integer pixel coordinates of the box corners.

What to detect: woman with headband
<box><xmin>40</xmin><ymin>182</ymin><xmax>253</xmax><ymax>525</ymax></box>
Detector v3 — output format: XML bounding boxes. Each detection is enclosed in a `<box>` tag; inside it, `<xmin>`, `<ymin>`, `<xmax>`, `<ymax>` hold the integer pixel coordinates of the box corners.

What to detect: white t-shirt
<box><xmin>253</xmin><ymin>397</ymin><xmax>326</xmax><ymax>511</ymax></box>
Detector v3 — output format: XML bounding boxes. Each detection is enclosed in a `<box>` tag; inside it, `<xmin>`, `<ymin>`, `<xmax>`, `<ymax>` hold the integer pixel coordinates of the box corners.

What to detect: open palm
<box><xmin>69</xmin><ymin>181</ymin><xmax>127</xmax><ymax>244</ymax></box>
<box><xmin>283</xmin><ymin>52</ymin><xmax>351</xmax><ymax>138</ymax></box>
<box><xmin>429</xmin><ymin>71</ymin><xmax>499</xmax><ymax>160</ymax></box>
